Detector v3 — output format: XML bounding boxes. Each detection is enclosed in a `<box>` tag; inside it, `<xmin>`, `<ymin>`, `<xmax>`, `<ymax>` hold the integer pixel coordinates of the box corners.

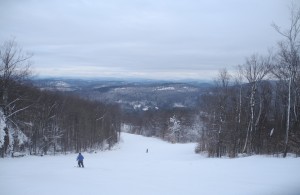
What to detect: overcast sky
<box><xmin>0</xmin><ymin>0</ymin><xmax>294</xmax><ymax>80</ymax></box>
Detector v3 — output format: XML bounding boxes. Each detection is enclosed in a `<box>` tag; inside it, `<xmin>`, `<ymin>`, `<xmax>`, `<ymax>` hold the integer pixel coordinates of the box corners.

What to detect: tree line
<box><xmin>196</xmin><ymin>4</ymin><xmax>300</xmax><ymax>157</ymax></box>
<box><xmin>0</xmin><ymin>40</ymin><xmax>121</xmax><ymax>157</ymax></box>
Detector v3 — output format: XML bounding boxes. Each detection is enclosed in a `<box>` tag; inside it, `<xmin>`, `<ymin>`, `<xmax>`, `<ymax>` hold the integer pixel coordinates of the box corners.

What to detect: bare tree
<box><xmin>239</xmin><ymin>54</ymin><xmax>272</xmax><ymax>154</ymax></box>
<box><xmin>272</xmin><ymin>3</ymin><xmax>300</xmax><ymax>157</ymax></box>
<box><xmin>0</xmin><ymin>39</ymin><xmax>31</xmax><ymax>109</ymax></box>
<box><xmin>214</xmin><ymin>68</ymin><xmax>231</xmax><ymax>157</ymax></box>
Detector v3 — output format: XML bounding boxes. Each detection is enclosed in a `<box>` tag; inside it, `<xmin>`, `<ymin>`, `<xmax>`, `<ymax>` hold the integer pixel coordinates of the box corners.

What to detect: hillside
<box><xmin>32</xmin><ymin>78</ymin><xmax>212</xmax><ymax>111</ymax></box>
<box><xmin>1</xmin><ymin>133</ymin><xmax>300</xmax><ymax>195</ymax></box>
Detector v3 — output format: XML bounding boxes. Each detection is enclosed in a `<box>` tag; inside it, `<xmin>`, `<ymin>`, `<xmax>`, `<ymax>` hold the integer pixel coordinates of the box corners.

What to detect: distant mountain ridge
<box><xmin>32</xmin><ymin>78</ymin><xmax>213</xmax><ymax>111</ymax></box>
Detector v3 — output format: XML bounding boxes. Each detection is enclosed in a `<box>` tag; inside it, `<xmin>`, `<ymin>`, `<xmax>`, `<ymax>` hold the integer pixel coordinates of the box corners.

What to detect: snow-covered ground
<box><xmin>1</xmin><ymin>133</ymin><xmax>300</xmax><ymax>195</ymax></box>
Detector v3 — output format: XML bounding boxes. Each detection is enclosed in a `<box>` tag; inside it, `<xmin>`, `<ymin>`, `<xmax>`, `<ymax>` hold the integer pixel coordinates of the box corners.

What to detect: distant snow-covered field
<box><xmin>1</xmin><ymin>133</ymin><xmax>300</xmax><ymax>195</ymax></box>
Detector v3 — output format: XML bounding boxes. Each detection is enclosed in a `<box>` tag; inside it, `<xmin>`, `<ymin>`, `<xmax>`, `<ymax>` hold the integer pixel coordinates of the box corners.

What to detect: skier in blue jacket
<box><xmin>76</xmin><ymin>153</ymin><xmax>84</xmax><ymax>168</ymax></box>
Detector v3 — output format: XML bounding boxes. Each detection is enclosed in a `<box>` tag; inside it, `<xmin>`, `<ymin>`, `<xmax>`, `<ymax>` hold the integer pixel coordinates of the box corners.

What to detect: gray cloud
<box><xmin>0</xmin><ymin>0</ymin><xmax>293</xmax><ymax>80</ymax></box>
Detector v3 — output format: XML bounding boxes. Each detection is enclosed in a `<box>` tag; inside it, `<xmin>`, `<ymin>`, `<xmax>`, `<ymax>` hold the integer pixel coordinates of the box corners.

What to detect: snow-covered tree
<box><xmin>168</xmin><ymin>115</ymin><xmax>181</xmax><ymax>143</ymax></box>
<box><xmin>0</xmin><ymin>109</ymin><xmax>6</xmax><ymax>149</ymax></box>
<box><xmin>0</xmin><ymin>39</ymin><xmax>32</xmax><ymax>157</ymax></box>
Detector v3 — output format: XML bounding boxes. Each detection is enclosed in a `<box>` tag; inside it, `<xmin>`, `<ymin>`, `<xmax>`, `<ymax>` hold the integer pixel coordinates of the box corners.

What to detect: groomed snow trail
<box><xmin>1</xmin><ymin>133</ymin><xmax>300</xmax><ymax>195</ymax></box>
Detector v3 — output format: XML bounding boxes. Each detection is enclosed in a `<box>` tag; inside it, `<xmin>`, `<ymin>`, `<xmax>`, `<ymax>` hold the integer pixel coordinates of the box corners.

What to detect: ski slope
<box><xmin>1</xmin><ymin>133</ymin><xmax>300</xmax><ymax>195</ymax></box>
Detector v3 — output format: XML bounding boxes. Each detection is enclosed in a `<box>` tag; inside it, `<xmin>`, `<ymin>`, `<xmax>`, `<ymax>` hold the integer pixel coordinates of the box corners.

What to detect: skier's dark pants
<box><xmin>78</xmin><ymin>160</ymin><xmax>84</xmax><ymax>167</ymax></box>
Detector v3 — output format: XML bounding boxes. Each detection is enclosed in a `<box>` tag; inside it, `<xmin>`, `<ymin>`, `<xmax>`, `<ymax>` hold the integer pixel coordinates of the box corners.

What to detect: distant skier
<box><xmin>76</xmin><ymin>153</ymin><xmax>84</xmax><ymax>168</ymax></box>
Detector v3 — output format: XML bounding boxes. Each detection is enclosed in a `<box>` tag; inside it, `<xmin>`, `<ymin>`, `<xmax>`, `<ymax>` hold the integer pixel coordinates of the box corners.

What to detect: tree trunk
<box><xmin>243</xmin><ymin>84</ymin><xmax>256</xmax><ymax>154</ymax></box>
<box><xmin>283</xmin><ymin>77</ymin><xmax>292</xmax><ymax>157</ymax></box>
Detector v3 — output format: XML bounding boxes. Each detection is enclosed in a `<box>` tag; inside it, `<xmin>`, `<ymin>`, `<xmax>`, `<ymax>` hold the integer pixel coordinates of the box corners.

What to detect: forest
<box><xmin>194</xmin><ymin>5</ymin><xmax>300</xmax><ymax>157</ymax></box>
<box><xmin>0</xmin><ymin>41</ymin><xmax>121</xmax><ymax>157</ymax></box>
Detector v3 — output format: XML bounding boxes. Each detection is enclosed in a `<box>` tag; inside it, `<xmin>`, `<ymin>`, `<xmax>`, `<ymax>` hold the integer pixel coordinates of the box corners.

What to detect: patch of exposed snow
<box><xmin>156</xmin><ymin>87</ymin><xmax>175</xmax><ymax>91</ymax></box>
<box><xmin>173</xmin><ymin>103</ymin><xmax>185</xmax><ymax>107</ymax></box>
<box><xmin>133</xmin><ymin>104</ymin><xmax>141</xmax><ymax>110</ymax></box>
<box><xmin>50</xmin><ymin>81</ymin><xmax>71</xmax><ymax>88</ymax></box>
